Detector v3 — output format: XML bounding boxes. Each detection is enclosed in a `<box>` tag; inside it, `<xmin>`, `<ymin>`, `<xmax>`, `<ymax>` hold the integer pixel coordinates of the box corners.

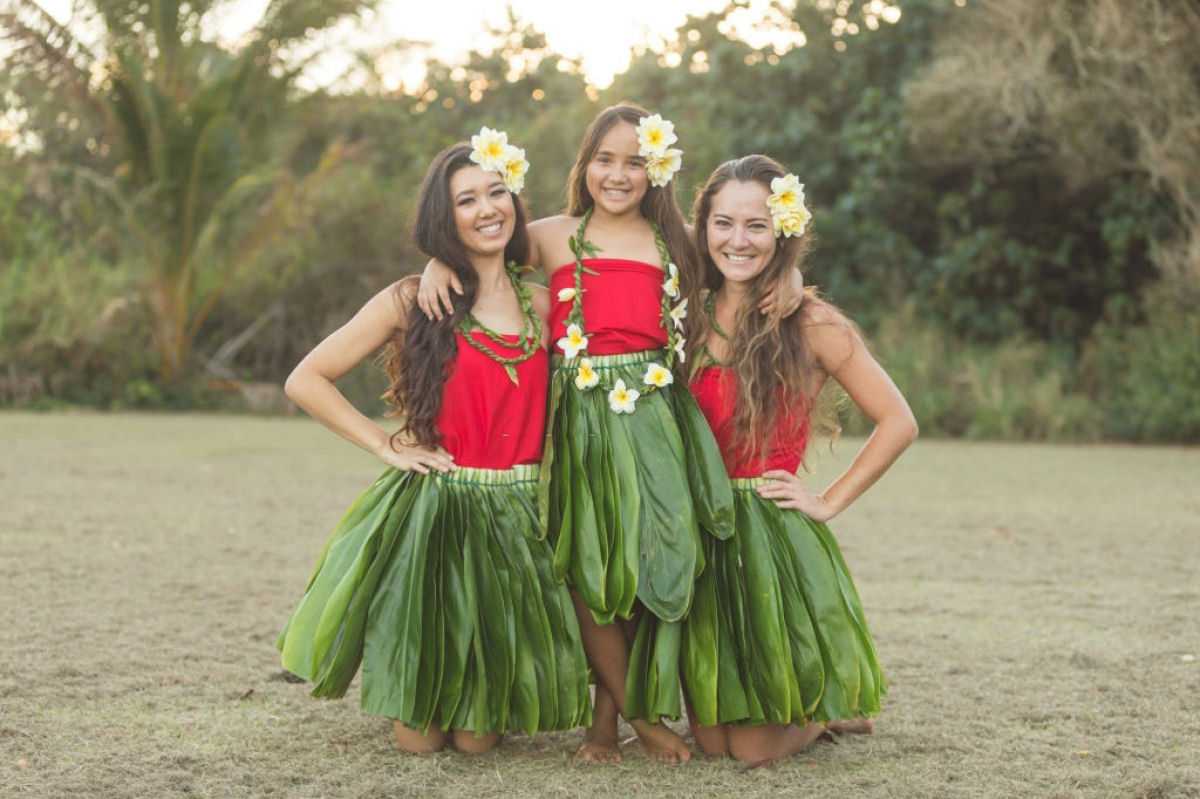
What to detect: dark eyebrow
<box><xmin>454</xmin><ymin>179</ymin><xmax>505</xmax><ymax>201</ymax></box>
<box><xmin>713</xmin><ymin>212</ymin><xmax>770</xmax><ymax>224</ymax></box>
<box><xmin>596</xmin><ymin>148</ymin><xmax>644</xmax><ymax>163</ymax></box>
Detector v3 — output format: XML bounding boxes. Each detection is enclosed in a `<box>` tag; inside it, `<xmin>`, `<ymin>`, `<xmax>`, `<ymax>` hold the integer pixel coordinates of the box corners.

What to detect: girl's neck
<box><xmin>588</xmin><ymin>204</ymin><xmax>646</xmax><ymax>230</ymax></box>
<box><xmin>470</xmin><ymin>254</ymin><xmax>509</xmax><ymax>293</ymax></box>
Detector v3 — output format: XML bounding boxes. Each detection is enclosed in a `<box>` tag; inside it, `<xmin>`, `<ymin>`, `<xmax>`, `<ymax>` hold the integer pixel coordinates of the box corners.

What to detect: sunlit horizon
<box><xmin>33</xmin><ymin>0</ymin><xmax>827</xmax><ymax>89</ymax></box>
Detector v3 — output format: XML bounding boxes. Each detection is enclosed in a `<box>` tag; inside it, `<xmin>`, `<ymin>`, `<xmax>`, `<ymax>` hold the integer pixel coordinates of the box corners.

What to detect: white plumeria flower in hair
<box><xmin>557</xmin><ymin>324</ymin><xmax>588</xmax><ymax>359</ymax></box>
<box><xmin>766</xmin><ymin>173</ymin><xmax>809</xmax><ymax>238</ymax></box>
<box><xmin>470</xmin><ymin>127</ymin><xmax>510</xmax><ymax>173</ymax></box>
<box><xmin>608</xmin><ymin>379</ymin><xmax>639</xmax><ymax>414</ymax></box>
<box><xmin>635</xmin><ymin>114</ymin><xmax>677</xmax><ymax>157</ymax></box>
<box><xmin>775</xmin><ymin>206</ymin><xmax>811</xmax><ymax>238</ymax></box>
<box><xmin>646</xmin><ymin>148</ymin><xmax>682</xmax><ymax>188</ymax></box>
<box><xmin>501</xmin><ymin>145</ymin><xmax>529</xmax><ymax>194</ymax></box>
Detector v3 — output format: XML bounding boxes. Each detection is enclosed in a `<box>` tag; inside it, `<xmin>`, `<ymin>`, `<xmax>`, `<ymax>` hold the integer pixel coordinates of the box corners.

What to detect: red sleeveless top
<box><xmin>689</xmin><ymin>366</ymin><xmax>809</xmax><ymax>478</ymax></box>
<box><xmin>548</xmin><ymin>259</ymin><xmax>668</xmax><ymax>355</ymax></box>
<box><xmin>433</xmin><ymin>331</ymin><xmax>548</xmax><ymax>468</ymax></box>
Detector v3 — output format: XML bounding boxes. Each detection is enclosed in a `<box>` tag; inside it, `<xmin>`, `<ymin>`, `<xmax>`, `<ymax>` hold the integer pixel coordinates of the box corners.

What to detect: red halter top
<box><xmin>433</xmin><ymin>331</ymin><xmax>548</xmax><ymax>468</ymax></box>
<box><xmin>689</xmin><ymin>365</ymin><xmax>809</xmax><ymax>478</ymax></box>
<box><xmin>548</xmin><ymin>259</ymin><xmax>668</xmax><ymax>354</ymax></box>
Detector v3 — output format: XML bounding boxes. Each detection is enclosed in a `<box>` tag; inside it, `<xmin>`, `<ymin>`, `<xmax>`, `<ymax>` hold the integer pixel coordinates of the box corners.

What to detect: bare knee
<box><xmin>727</xmin><ymin>736</ymin><xmax>769</xmax><ymax>763</ymax></box>
<box><xmin>692</xmin><ymin>723</ymin><xmax>730</xmax><ymax>758</ymax></box>
<box><xmin>452</xmin><ymin>730</ymin><xmax>503</xmax><ymax>755</ymax></box>
<box><xmin>393</xmin><ymin>721</ymin><xmax>447</xmax><ymax>753</ymax></box>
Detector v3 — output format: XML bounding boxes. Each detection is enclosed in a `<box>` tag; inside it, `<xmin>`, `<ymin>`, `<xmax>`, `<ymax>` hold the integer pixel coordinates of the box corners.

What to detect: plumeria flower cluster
<box><xmin>567</xmin><ymin>358</ymin><xmax>676</xmax><ymax>415</ymax></box>
<box><xmin>765</xmin><ymin>173</ymin><xmax>811</xmax><ymax>238</ymax></box>
<box><xmin>662</xmin><ymin>262</ymin><xmax>688</xmax><ymax>364</ymax></box>
<box><xmin>636</xmin><ymin>114</ymin><xmax>683</xmax><ymax>188</ymax></box>
<box><xmin>470</xmin><ymin>126</ymin><xmax>530</xmax><ymax>194</ymax></box>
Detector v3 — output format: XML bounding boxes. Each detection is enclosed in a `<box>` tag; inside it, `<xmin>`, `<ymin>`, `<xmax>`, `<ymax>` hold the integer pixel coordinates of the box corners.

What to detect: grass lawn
<box><xmin>2</xmin><ymin>412</ymin><xmax>1198</xmax><ymax>798</ymax></box>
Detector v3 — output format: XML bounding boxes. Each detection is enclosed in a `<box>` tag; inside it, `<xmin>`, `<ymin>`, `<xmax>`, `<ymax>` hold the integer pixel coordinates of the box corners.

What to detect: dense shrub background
<box><xmin>2</xmin><ymin>0</ymin><xmax>1197</xmax><ymax>441</ymax></box>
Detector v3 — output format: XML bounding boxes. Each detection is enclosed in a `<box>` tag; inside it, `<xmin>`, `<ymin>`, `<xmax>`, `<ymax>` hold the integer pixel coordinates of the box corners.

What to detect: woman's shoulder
<box><xmin>795</xmin><ymin>294</ymin><xmax>864</xmax><ymax>365</ymax></box>
<box><xmin>530</xmin><ymin>215</ymin><xmax>579</xmax><ymax>238</ymax></box>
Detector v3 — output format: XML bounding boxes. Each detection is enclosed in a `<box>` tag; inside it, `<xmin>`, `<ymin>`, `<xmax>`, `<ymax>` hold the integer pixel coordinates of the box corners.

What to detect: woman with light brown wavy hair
<box><xmin>680</xmin><ymin>154</ymin><xmax>919</xmax><ymax>765</ymax></box>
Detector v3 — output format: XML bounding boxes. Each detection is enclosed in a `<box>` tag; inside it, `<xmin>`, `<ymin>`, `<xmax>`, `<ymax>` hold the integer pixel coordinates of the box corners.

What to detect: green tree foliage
<box><xmin>1</xmin><ymin>0</ymin><xmax>374</xmax><ymax>383</ymax></box>
<box><xmin>3</xmin><ymin>0</ymin><xmax>1197</xmax><ymax>439</ymax></box>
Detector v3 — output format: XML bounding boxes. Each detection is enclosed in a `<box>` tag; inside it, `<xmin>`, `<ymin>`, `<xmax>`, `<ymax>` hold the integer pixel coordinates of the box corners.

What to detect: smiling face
<box><xmin>584</xmin><ymin>121</ymin><xmax>649</xmax><ymax>217</ymax></box>
<box><xmin>449</xmin><ymin>164</ymin><xmax>514</xmax><ymax>259</ymax></box>
<box><xmin>705</xmin><ymin>179</ymin><xmax>777</xmax><ymax>287</ymax></box>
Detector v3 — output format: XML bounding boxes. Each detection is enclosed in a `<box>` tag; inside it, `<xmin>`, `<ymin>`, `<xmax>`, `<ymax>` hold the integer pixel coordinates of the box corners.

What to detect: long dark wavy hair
<box><xmin>565</xmin><ymin>102</ymin><xmax>697</xmax><ymax>297</ymax></box>
<box><xmin>684</xmin><ymin>154</ymin><xmax>830</xmax><ymax>462</ymax></box>
<box><xmin>382</xmin><ymin>142</ymin><xmax>531</xmax><ymax>448</ymax></box>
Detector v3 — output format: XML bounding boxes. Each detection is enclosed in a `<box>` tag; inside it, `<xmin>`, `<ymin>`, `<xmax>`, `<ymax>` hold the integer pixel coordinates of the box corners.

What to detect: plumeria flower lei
<box><xmin>765</xmin><ymin>173</ymin><xmax>811</xmax><ymax>238</ymax></box>
<box><xmin>470</xmin><ymin>126</ymin><xmax>530</xmax><ymax>194</ymax></box>
<box><xmin>635</xmin><ymin>114</ymin><xmax>684</xmax><ymax>188</ymax></box>
<box><xmin>556</xmin><ymin>113</ymin><xmax>691</xmax><ymax>413</ymax></box>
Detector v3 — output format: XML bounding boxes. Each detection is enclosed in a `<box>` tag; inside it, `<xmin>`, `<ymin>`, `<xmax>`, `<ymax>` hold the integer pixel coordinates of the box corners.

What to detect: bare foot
<box><xmin>575</xmin><ymin>735</ymin><xmax>622</xmax><ymax>763</ymax></box>
<box><xmin>631</xmin><ymin>720</ymin><xmax>692</xmax><ymax>763</ymax></box>
<box><xmin>827</xmin><ymin>718</ymin><xmax>874</xmax><ymax>735</ymax></box>
<box><xmin>576</xmin><ymin>685</ymin><xmax>622</xmax><ymax>763</ymax></box>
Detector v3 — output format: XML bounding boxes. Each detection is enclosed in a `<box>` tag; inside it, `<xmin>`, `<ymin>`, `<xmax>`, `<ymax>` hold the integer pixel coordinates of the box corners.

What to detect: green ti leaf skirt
<box><xmin>540</xmin><ymin>349</ymin><xmax>735</xmax><ymax>721</ymax></box>
<box><xmin>679</xmin><ymin>478</ymin><xmax>886</xmax><ymax>728</ymax></box>
<box><xmin>276</xmin><ymin>464</ymin><xmax>592</xmax><ymax>735</ymax></box>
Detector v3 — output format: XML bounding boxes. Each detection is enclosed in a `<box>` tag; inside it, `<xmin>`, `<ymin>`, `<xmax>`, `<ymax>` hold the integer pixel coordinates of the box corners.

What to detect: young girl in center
<box><xmin>680</xmin><ymin>154</ymin><xmax>918</xmax><ymax>765</ymax></box>
<box><xmin>276</xmin><ymin>137</ymin><xmax>591</xmax><ymax>753</ymax></box>
<box><xmin>419</xmin><ymin>103</ymin><xmax>768</xmax><ymax>763</ymax></box>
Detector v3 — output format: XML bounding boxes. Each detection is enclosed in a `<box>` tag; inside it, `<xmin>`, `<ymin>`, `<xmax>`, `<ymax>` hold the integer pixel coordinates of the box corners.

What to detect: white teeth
<box><xmin>725</xmin><ymin>254</ymin><xmax>753</xmax><ymax>262</ymax></box>
<box><xmin>478</xmin><ymin>223</ymin><xmax>502</xmax><ymax>234</ymax></box>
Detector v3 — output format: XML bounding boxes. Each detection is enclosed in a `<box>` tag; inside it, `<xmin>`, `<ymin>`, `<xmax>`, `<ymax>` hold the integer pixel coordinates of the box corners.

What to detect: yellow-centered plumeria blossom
<box><xmin>575</xmin><ymin>358</ymin><xmax>600</xmax><ymax>390</ymax></box>
<box><xmin>646</xmin><ymin>148</ymin><xmax>683</xmax><ymax>188</ymax></box>
<box><xmin>636</xmin><ymin>115</ymin><xmax>682</xmax><ymax>186</ymax></box>
<box><xmin>635</xmin><ymin>114</ymin><xmax>677</xmax><ymax>156</ymax></box>
<box><xmin>775</xmin><ymin>207</ymin><xmax>811</xmax><ymax>238</ymax></box>
<box><xmin>556</xmin><ymin>323</ymin><xmax>589</xmax><ymax>359</ymax></box>
<box><xmin>556</xmin><ymin>287</ymin><xmax>577</xmax><ymax>303</ymax></box>
<box><xmin>668</xmin><ymin>297</ymin><xmax>688</xmax><ymax>330</ymax></box>
<box><xmin>470</xmin><ymin>127</ymin><xmax>509</xmax><ymax>172</ymax></box>
<box><xmin>643</xmin><ymin>363</ymin><xmax>674</xmax><ymax>388</ymax></box>
<box><xmin>501</xmin><ymin>146</ymin><xmax>529</xmax><ymax>194</ymax></box>
<box><xmin>469</xmin><ymin>127</ymin><xmax>530</xmax><ymax>194</ymax></box>
<box><xmin>608</xmin><ymin>379</ymin><xmax>639</xmax><ymax>414</ymax></box>
<box><xmin>662</xmin><ymin>262</ymin><xmax>680</xmax><ymax>299</ymax></box>
<box><xmin>765</xmin><ymin>173</ymin><xmax>809</xmax><ymax>238</ymax></box>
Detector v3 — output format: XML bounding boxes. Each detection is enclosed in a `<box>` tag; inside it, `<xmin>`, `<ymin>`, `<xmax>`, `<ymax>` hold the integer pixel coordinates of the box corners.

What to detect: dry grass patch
<box><xmin>2</xmin><ymin>413</ymin><xmax>1198</xmax><ymax>797</ymax></box>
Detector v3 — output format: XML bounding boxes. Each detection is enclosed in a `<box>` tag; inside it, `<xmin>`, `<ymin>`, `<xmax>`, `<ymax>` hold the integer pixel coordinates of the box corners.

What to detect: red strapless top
<box><xmin>689</xmin><ymin>366</ymin><xmax>809</xmax><ymax>478</ymax></box>
<box><xmin>434</xmin><ymin>331</ymin><xmax>547</xmax><ymax>468</ymax></box>
<box><xmin>548</xmin><ymin>259</ymin><xmax>668</xmax><ymax>355</ymax></box>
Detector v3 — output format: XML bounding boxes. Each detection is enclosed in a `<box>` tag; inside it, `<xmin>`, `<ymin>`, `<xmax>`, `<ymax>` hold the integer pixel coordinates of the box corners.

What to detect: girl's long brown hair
<box><xmin>382</xmin><ymin>142</ymin><xmax>530</xmax><ymax>447</ymax></box>
<box><xmin>684</xmin><ymin>154</ymin><xmax>827</xmax><ymax>462</ymax></box>
<box><xmin>565</xmin><ymin>102</ymin><xmax>698</xmax><ymax>301</ymax></box>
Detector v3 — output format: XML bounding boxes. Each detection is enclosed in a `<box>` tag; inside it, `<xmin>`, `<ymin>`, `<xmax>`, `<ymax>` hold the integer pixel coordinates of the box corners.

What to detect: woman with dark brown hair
<box><xmin>680</xmin><ymin>154</ymin><xmax>918</xmax><ymax>765</ymax></box>
<box><xmin>275</xmin><ymin>135</ymin><xmax>590</xmax><ymax>754</ymax></box>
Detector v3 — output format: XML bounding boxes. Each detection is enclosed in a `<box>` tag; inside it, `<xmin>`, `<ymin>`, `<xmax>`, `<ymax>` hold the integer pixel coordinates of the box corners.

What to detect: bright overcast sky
<box><xmin>39</xmin><ymin>0</ymin><xmax>803</xmax><ymax>88</ymax></box>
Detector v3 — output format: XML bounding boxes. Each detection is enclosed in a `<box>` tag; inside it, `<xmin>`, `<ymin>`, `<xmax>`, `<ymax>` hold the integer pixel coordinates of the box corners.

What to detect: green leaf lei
<box><xmin>561</xmin><ymin>208</ymin><xmax>687</xmax><ymax>407</ymax></box>
<box><xmin>559</xmin><ymin>206</ymin><xmax>691</xmax><ymax>405</ymax></box>
<box><xmin>457</xmin><ymin>261</ymin><xmax>542</xmax><ymax>385</ymax></box>
<box><xmin>696</xmin><ymin>290</ymin><xmax>728</xmax><ymax>372</ymax></box>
